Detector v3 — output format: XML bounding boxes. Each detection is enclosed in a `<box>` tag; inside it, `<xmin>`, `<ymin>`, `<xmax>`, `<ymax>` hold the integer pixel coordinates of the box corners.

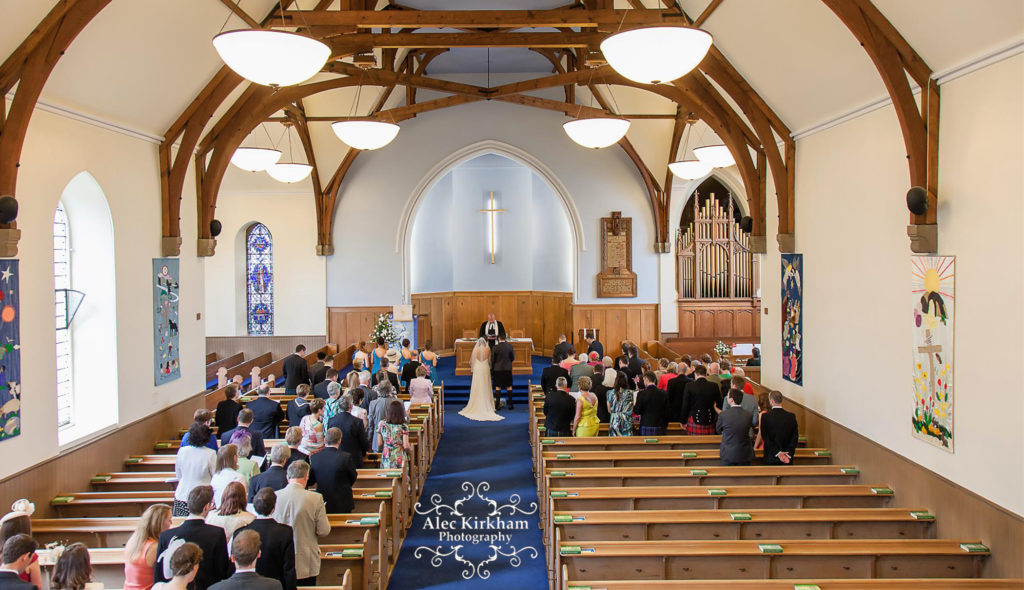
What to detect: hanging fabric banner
<box><xmin>911</xmin><ymin>256</ymin><xmax>955</xmax><ymax>452</ymax></box>
<box><xmin>0</xmin><ymin>260</ymin><xmax>21</xmax><ymax>441</ymax></box>
<box><xmin>781</xmin><ymin>253</ymin><xmax>803</xmax><ymax>386</ymax></box>
<box><xmin>154</xmin><ymin>258</ymin><xmax>181</xmax><ymax>385</ymax></box>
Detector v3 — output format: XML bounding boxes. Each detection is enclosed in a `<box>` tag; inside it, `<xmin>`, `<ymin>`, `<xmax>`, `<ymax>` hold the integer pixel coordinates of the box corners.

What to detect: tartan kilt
<box><xmin>686</xmin><ymin>417</ymin><xmax>717</xmax><ymax>435</ymax></box>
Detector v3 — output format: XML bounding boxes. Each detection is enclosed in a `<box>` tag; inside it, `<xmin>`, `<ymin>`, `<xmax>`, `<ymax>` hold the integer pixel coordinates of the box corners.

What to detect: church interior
<box><xmin>0</xmin><ymin>0</ymin><xmax>1021</xmax><ymax>588</ymax></box>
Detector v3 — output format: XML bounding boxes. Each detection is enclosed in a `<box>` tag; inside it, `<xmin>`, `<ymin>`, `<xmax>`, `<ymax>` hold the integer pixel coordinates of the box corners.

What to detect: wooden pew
<box><xmin>553</xmin><ymin>536</ymin><xmax>989</xmax><ymax>587</ymax></box>
<box><xmin>205</xmin><ymin>352</ymin><xmax>218</xmax><ymax>364</ymax></box>
<box><xmin>559</xmin><ymin>573</ymin><xmax>1024</xmax><ymax>589</ymax></box>
<box><xmin>206</xmin><ymin>352</ymin><xmax>244</xmax><ymax>384</ymax></box>
<box><xmin>541</xmin><ymin>448</ymin><xmax>833</xmax><ymax>469</ymax></box>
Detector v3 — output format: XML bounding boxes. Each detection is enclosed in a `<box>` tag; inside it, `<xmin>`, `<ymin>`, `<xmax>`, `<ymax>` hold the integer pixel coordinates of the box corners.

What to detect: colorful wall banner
<box><xmin>154</xmin><ymin>258</ymin><xmax>181</xmax><ymax>385</ymax></box>
<box><xmin>0</xmin><ymin>261</ymin><xmax>21</xmax><ymax>441</ymax></box>
<box><xmin>781</xmin><ymin>253</ymin><xmax>803</xmax><ymax>386</ymax></box>
<box><xmin>911</xmin><ymin>256</ymin><xmax>955</xmax><ymax>451</ymax></box>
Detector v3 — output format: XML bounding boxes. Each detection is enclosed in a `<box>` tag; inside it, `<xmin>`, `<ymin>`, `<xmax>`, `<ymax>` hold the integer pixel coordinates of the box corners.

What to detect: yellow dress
<box><xmin>575</xmin><ymin>396</ymin><xmax>600</xmax><ymax>437</ymax></box>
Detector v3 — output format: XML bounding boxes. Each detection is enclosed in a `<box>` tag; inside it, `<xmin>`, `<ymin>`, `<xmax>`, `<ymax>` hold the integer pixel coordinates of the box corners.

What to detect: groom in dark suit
<box><xmin>478</xmin><ymin>314</ymin><xmax>506</xmax><ymax>348</ymax></box>
<box><xmin>491</xmin><ymin>335</ymin><xmax>515</xmax><ymax>410</ymax></box>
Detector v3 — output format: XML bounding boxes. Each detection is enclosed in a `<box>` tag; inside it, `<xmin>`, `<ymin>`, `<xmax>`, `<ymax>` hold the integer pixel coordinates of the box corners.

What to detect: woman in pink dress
<box><xmin>407</xmin><ymin>365</ymin><xmax>434</xmax><ymax>405</ymax></box>
<box><xmin>123</xmin><ymin>504</ymin><xmax>172</xmax><ymax>590</ymax></box>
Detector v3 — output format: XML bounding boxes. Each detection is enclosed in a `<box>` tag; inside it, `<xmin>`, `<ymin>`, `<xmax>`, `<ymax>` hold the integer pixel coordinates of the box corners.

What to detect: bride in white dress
<box><xmin>458</xmin><ymin>338</ymin><xmax>504</xmax><ymax>422</ymax></box>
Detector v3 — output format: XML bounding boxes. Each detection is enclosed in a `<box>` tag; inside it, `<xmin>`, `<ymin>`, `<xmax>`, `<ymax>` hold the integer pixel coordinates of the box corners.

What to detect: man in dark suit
<box><xmin>155</xmin><ymin>485</ymin><xmax>232</xmax><ymax>590</ymax></box>
<box><xmin>309</xmin><ymin>428</ymin><xmax>358</xmax><ymax>513</ymax></box>
<box><xmin>248</xmin><ymin>384</ymin><xmax>284</xmax><ymax>440</ymax></box>
<box><xmin>760</xmin><ymin>391</ymin><xmax>799</xmax><ymax>465</ymax></box>
<box><xmin>478</xmin><ymin>314</ymin><xmax>506</xmax><ymax>348</ymax></box>
<box><xmin>542</xmin><ymin>377</ymin><xmax>576</xmax><ymax>437</ymax></box>
<box><xmin>237</xmin><ymin>488</ymin><xmax>296</xmax><ymax>590</ymax></box>
<box><xmin>215</xmin><ymin>384</ymin><xmax>243</xmax><ymax>435</ymax></box>
<box><xmin>311</xmin><ymin>368</ymin><xmax>338</xmax><ymax>400</ymax></box>
<box><xmin>282</xmin><ymin>345</ymin><xmax>310</xmax><ymax>395</ymax></box>
<box><xmin>308</xmin><ymin>352</ymin><xmax>329</xmax><ymax>387</ymax></box>
<box><xmin>626</xmin><ymin>346</ymin><xmax>643</xmax><ymax>384</ymax></box>
<box><xmin>326</xmin><ymin>396</ymin><xmax>370</xmax><ymax>468</ymax></box>
<box><xmin>717</xmin><ymin>389</ymin><xmax>754</xmax><ymax>466</ymax></box>
<box><xmin>0</xmin><ymin>534</ymin><xmax>38</xmax><ymax>590</ymax></box>
<box><xmin>551</xmin><ymin>334</ymin><xmax>572</xmax><ymax>365</ymax></box>
<box><xmin>211</xmin><ymin>530</ymin><xmax>282</xmax><ymax>590</ymax></box>
<box><xmin>680</xmin><ymin>365</ymin><xmax>722</xmax><ymax>434</ymax></box>
<box><xmin>633</xmin><ymin>371</ymin><xmax>669</xmax><ymax>435</ymax></box>
<box><xmin>540</xmin><ymin>354</ymin><xmax>570</xmax><ymax>395</ymax></box>
<box><xmin>249</xmin><ymin>443</ymin><xmax>291</xmax><ymax>502</ymax></box>
<box><xmin>666</xmin><ymin>364</ymin><xmax>694</xmax><ymax>423</ymax></box>
<box><xmin>585</xmin><ymin>335</ymin><xmax>603</xmax><ymax>360</ymax></box>
<box><xmin>491</xmin><ymin>335</ymin><xmax>515</xmax><ymax>410</ymax></box>
<box><xmin>220</xmin><ymin>409</ymin><xmax>267</xmax><ymax>457</ymax></box>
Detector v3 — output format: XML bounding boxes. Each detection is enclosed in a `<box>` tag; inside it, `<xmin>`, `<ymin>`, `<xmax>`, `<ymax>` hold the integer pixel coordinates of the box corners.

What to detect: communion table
<box><xmin>454</xmin><ymin>338</ymin><xmax>535</xmax><ymax>376</ymax></box>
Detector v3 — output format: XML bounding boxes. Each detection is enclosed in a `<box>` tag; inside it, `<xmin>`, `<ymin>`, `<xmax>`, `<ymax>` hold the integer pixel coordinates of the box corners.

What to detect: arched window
<box><xmin>246</xmin><ymin>223</ymin><xmax>274</xmax><ymax>335</ymax></box>
<box><xmin>53</xmin><ymin>203</ymin><xmax>73</xmax><ymax>428</ymax></box>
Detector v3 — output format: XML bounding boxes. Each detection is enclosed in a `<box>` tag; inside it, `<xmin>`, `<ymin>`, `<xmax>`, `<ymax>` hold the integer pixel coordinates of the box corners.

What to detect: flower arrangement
<box><xmin>369</xmin><ymin>314</ymin><xmax>397</xmax><ymax>346</ymax></box>
<box><xmin>713</xmin><ymin>340</ymin><xmax>732</xmax><ymax>358</ymax></box>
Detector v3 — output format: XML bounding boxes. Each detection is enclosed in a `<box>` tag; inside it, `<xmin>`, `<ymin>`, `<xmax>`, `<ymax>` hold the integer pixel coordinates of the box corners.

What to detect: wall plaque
<box><xmin>598</xmin><ymin>211</ymin><xmax>637</xmax><ymax>298</ymax></box>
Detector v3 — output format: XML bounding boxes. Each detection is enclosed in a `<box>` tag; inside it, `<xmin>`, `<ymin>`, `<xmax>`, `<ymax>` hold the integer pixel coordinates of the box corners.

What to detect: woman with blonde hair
<box><xmin>123</xmin><ymin>503</ymin><xmax>172</xmax><ymax>590</ymax></box>
<box><xmin>0</xmin><ymin>499</ymin><xmax>41</xmax><ymax>587</ymax></box>
<box><xmin>151</xmin><ymin>542</ymin><xmax>202</xmax><ymax>590</ymax></box>
<box><xmin>51</xmin><ymin>542</ymin><xmax>92</xmax><ymax>590</ymax></box>
<box><xmin>204</xmin><ymin>481</ymin><xmax>254</xmax><ymax>542</ymax></box>
<box><xmin>571</xmin><ymin>376</ymin><xmax>600</xmax><ymax>437</ymax></box>
<box><xmin>210</xmin><ymin>444</ymin><xmax>247</xmax><ymax>507</ymax></box>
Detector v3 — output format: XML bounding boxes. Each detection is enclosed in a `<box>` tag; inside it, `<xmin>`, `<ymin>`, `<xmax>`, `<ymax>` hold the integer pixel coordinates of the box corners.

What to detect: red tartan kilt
<box><xmin>686</xmin><ymin>417</ymin><xmax>717</xmax><ymax>435</ymax></box>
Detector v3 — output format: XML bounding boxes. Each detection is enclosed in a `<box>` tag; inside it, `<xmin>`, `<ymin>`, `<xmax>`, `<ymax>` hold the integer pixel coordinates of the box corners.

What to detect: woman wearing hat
<box><xmin>0</xmin><ymin>499</ymin><xmax>41</xmax><ymax>588</ymax></box>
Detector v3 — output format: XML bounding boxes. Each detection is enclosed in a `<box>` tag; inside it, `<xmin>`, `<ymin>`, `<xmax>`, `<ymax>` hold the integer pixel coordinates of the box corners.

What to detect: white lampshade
<box><xmin>694</xmin><ymin>144</ymin><xmax>735</xmax><ymax>168</ymax></box>
<box><xmin>600</xmin><ymin>26</ymin><xmax>713</xmax><ymax>84</ymax></box>
<box><xmin>331</xmin><ymin>120</ymin><xmax>401</xmax><ymax>150</ymax></box>
<box><xmin>562</xmin><ymin>118</ymin><xmax>630</xmax><ymax>149</ymax></box>
<box><xmin>669</xmin><ymin>159</ymin><xmax>713</xmax><ymax>180</ymax></box>
<box><xmin>213</xmin><ymin>30</ymin><xmax>330</xmax><ymax>87</ymax></box>
<box><xmin>266</xmin><ymin>162</ymin><xmax>313</xmax><ymax>183</ymax></box>
<box><xmin>230</xmin><ymin>147</ymin><xmax>282</xmax><ymax>172</ymax></box>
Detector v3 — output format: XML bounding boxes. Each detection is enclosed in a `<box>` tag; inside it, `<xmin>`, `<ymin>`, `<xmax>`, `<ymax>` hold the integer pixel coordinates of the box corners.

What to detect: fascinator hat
<box><xmin>0</xmin><ymin>499</ymin><xmax>35</xmax><ymax>525</ymax></box>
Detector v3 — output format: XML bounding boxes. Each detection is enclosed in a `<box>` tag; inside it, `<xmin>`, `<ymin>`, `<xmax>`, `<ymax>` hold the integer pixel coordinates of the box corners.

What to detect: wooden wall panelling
<box><xmin>571</xmin><ymin>303</ymin><xmax>659</xmax><ymax>356</ymax></box>
<box><xmin>205</xmin><ymin>336</ymin><xmax>327</xmax><ymax>362</ymax></box>
<box><xmin>327</xmin><ymin>306</ymin><xmax>392</xmax><ymax>350</ymax></box>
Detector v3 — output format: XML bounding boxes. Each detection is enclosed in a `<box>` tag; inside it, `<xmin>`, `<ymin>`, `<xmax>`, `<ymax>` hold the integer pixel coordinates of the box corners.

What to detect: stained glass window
<box><xmin>246</xmin><ymin>223</ymin><xmax>274</xmax><ymax>335</ymax></box>
<box><xmin>54</xmin><ymin>202</ymin><xmax>73</xmax><ymax>428</ymax></box>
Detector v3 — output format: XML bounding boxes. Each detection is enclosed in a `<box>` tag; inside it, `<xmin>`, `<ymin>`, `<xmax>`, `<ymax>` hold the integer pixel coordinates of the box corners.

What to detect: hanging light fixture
<box><xmin>212</xmin><ymin>2</ymin><xmax>330</xmax><ymax>87</ymax></box>
<box><xmin>694</xmin><ymin>144</ymin><xmax>735</xmax><ymax>168</ymax></box>
<box><xmin>231</xmin><ymin>124</ymin><xmax>282</xmax><ymax>172</ymax></box>
<box><xmin>266</xmin><ymin>122</ymin><xmax>313</xmax><ymax>183</ymax></box>
<box><xmin>600</xmin><ymin>8</ymin><xmax>712</xmax><ymax>86</ymax></box>
<box><xmin>669</xmin><ymin>115</ymin><xmax>713</xmax><ymax>180</ymax></box>
<box><xmin>563</xmin><ymin>79</ymin><xmax>630</xmax><ymax>149</ymax></box>
<box><xmin>331</xmin><ymin>74</ymin><xmax>400</xmax><ymax>150</ymax></box>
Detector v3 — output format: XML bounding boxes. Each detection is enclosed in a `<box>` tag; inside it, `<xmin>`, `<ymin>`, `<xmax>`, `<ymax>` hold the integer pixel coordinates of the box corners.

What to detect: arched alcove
<box><xmin>57</xmin><ymin>171</ymin><xmax>118</xmax><ymax>445</ymax></box>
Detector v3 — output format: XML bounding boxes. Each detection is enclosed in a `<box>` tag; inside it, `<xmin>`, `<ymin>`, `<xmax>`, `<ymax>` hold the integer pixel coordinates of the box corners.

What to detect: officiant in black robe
<box><xmin>478</xmin><ymin>314</ymin><xmax>506</xmax><ymax>348</ymax></box>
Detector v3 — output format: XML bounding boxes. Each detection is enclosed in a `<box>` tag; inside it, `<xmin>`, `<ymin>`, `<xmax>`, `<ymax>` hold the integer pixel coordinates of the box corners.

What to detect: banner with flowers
<box><xmin>911</xmin><ymin>256</ymin><xmax>954</xmax><ymax>452</ymax></box>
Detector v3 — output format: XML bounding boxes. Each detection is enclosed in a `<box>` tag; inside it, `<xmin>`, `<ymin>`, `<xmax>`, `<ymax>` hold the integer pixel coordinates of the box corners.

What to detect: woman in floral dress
<box><xmin>607</xmin><ymin>372</ymin><xmax>636</xmax><ymax>437</ymax></box>
<box><xmin>376</xmin><ymin>399</ymin><xmax>412</xmax><ymax>470</ymax></box>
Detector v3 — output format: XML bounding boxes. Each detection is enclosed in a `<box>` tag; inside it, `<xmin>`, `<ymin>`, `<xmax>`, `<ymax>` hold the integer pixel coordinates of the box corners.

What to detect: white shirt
<box><xmin>487</xmin><ymin>321</ymin><xmax>497</xmax><ymax>334</ymax></box>
<box><xmin>174</xmin><ymin>445</ymin><xmax>217</xmax><ymax>502</ymax></box>
<box><xmin>210</xmin><ymin>468</ymin><xmax>248</xmax><ymax>507</ymax></box>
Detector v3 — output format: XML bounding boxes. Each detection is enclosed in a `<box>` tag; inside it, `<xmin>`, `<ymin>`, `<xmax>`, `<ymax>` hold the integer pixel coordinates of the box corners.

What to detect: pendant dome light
<box><xmin>266</xmin><ymin>122</ymin><xmax>313</xmax><ymax>183</ymax></box>
<box><xmin>563</xmin><ymin>80</ymin><xmax>630</xmax><ymax>149</ymax></box>
<box><xmin>669</xmin><ymin>115</ymin><xmax>713</xmax><ymax>180</ymax></box>
<box><xmin>231</xmin><ymin>124</ymin><xmax>282</xmax><ymax>172</ymax></box>
<box><xmin>331</xmin><ymin>72</ymin><xmax>400</xmax><ymax>150</ymax></box>
<box><xmin>601</xmin><ymin>26</ymin><xmax>712</xmax><ymax>85</ymax></box>
<box><xmin>212</xmin><ymin>1</ymin><xmax>330</xmax><ymax>87</ymax></box>
<box><xmin>694</xmin><ymin>144</ymin><xmax>735</xmax><ymax>168</ymax></box>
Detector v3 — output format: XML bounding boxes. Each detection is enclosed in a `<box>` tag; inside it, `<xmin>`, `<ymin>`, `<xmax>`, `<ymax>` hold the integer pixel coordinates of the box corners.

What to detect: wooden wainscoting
<box><xmin>571</xmin><ymin>303</ymin><xmax>659</xmax><ymax>357</ymax></box>
<box><xmin>412</xmin><ymin>291</ymin><xmax>572</xmax><ymax>354</ymax></box>
<box><xmin>327</xmin><ymin>306</ymin><xmax>393</xmax><ymax>352</ymax></box>
<box><xmin>205</xmin><ymin>335</ymin><xmax>327</xmax><ymax>362</ymax></box>
<box><xmin>677</xmin><ymin>299</ymin><xmax>761</xmax><ymax>339</ymax></box>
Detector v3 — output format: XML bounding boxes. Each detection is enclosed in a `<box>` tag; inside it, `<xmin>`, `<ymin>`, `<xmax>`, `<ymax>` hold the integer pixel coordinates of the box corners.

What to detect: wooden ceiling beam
<box><xmin>323</xmin><ymin>31</ymin><xmax>605</xmax><ymax>49</ymax></box>
<box><xmin>218</xmin><ymin>0</ymin><xmax>261</xmax><ymax>29</ymax></box>
<box><xmin>693</xmin><ymin>0</ymin><xmax>725</xmax><ymax>28</ymax></box>
<box><xmin>279</xmin><ymin>8</ymin><xmax>686</xmax><ymax>29</ymax></box>
<box><xmin>282</xmin><ymin>101</ymin><xmax>326</xmax><ymax>252</ymax></box>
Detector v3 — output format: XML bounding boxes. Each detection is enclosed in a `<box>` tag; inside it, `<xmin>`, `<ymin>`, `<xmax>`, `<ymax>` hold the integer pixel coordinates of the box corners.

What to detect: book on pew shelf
<box><xmin>125</xmin><ymin>457</ymin><xmax>143</xmax><ymax>464</ymax></box>
<box><xmin>90</xmin><ymin>476</ymin><xmax>111</xmax><ymax>483</ymax></box>
<box><xmin>690</xmin><ymin>469</ymin><xmax>708</xmax><ymax>476</ymax></box>
<box><xmin>707</xmin><ymin>488</ymin><xmax>728</xmax><ymax>496</ymax></box>
<box><xmin>325</xmin><ymin>548</ymin><xmax>364</xmax><ymax>558</ymax></box>
<box><xmin>681</xmin><ymin>451</ymin><xmax>697</xmax><ymax>458</ymax></box>
<box><xmin>359</xmin><ymin>516</ymin><xmax>380</xmax><ymax>525</ymax></box>
<box><xmin>540</xmin><ymin>439</ymin><xmax>556</xmax><ymax>444</ymax></box>
<box><xmin>758</xmin><ymin>544</ymin><xmax>783</xmax><ymax>554</ymax></box>
<box><xmin>374</xmin><ymin>491</ymin><xmax>392</xmax><ymax>498</ymax></box>
<box><xmin>380</xmin><ymin>471</ymin><xmax>402</xmax><ymax>477</ymax></box>
<box><xmin>556</xmin><ymin>453</ymin><xmax>573</xmax><ymax>459</ymax></box>
<box><xmin>550</xmin><ymin>471</ymin><xmax>567</xmax><ymax>477</ymax></box>
<box><xmin>550</xmin><ymin>491</ymin><xmax>568</xmax><ymax>498</ymax></box>
<box><xmin>155</xmin><ymin>442</ymin><xmax>171</xmax><ymax>449</ymax></box>
<box><xmin>840</xmin><ymin>468</ymin><xmax>860</xmax><ymax>475</ymax></box>
<box><xmin>643</xmin><ymin>437</ymin><xmax>659</xmax><ymax>443</ymax></box>
<box><xmin>730</xmin><ymin>512</ymin><xmax>752</xmax><ymax>521</ymax></box>
<box><xmin>871</xmin><ymin>486</ymin><xmax>894</xmax><ymax>495</ymax></box>
<box><xmin>560</xmin><ymin>546</ymin><xmax>581</xmax><ymax>555</ymax></box>
<box><xmin>52</xmin><ymin>496</ymin><xmax>75</xmax><ymax>504</ymax></box>
<box><xmin>793</xmin><ymin>585</ymin><xmax>821</xmax><ymax>590</ymax></box>
<box><xmin>814</xmin><ymin>450</ymin><xmax>832</xmax><ymax>457</ymax></box>
<box><xmin>910</xmin><ymin>511</ymin><xmax>935</xmax><ymax>520</ymax></box>
<box><xmin>960</xmin><ymin>543</ymin><xmax>989</xmax><ymax>553</ymax></box>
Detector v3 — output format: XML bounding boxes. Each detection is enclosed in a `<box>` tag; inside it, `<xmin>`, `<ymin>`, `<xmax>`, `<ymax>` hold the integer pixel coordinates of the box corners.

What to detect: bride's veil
<box><xmin>472</xmin><ymin>337</ymin><xmax>488</xmax><ymax>361</ymax></box>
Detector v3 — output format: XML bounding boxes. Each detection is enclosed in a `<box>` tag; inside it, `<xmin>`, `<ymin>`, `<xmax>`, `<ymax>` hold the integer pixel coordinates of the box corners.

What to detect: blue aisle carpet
<box><xmin>432</xmin><ymin>355</ymin><xmax>551</xmax><ymax>406</ymax></box>
<box><xmin>386</xmin><ymin>405</ymin><xmax>549</xmax><ymax>588</ymax></box>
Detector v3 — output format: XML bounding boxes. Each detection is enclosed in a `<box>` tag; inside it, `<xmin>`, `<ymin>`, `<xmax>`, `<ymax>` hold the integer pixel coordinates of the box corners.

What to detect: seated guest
<box><xmin>237</xmin><ymin>489</ymin><xmax>296</xmax><ymax>590</ymax></box>
<box><xmin>286</xmin><ymin>386</ymin><xmax>312</xmax><ymax>429</ymax></box>
<box><xmin>274</xmin><ymin>462</ymin><xmax>331</xmax><ymax>587</ymax></box>
<box><xmin>152</xmin><ymin>542</ymin><xmax>202</xmax><ymax>590</ymax></box>
<box><xmin>297</xmin><ymin>399</ymin><xmax>326</xmax><ymax>457</ymax></box>
<box><xmin>211</xmin><ymin>444</ymin><xmax>248</xmax><ymax>507</ymax></box>
<box><xmin>569</xmin><ymin>353</ymin><xmax>592</xmax><ymax>392</ymax></box>
<box><xmin>230</xmin><ymin>433</ymin><xmax>259</xmax><ymax>482</ymax></box>
<box><xmin>156</xmin><ymin>486</ymin><xmax>232</xmax><ymax>590</ymax></box>
<box><xmin>717</xmin><ymin>389</ymin><xmax>755</xmax><ymax>466</ymax></box>
<box><xmin>407</xmin><ymin>365</ymin><xmax>434</xmax><ymax>404</ymax></box>
<box><xmin>571</xmin><ymin>376</ymin><xmax>600</xmax><ymax>437</ymax></box>
<box><xmin>746</xmin><ymin>347</ymin><xmax>761</xmax><ymax>366</ymax></box>
<box><xmin>312</xmin><ymin>369</ymin><xmax>337</xmax><ymax>401</ymax></box>
<box><xmin>248</xmin><ymin>384</ymin><xmax>284</xmax><ymax>441</ymax></box>
<box><xmin>220</xmin><ymin>409</ymin><xmax>266</xmax><ymax>458</ymax></box>
<box><xmin>181</xmin><ymin>409</ymin><xmax>218</xmax><ymax>452</ymax></box>
<box><xmin>309</xmin><ymin>427</ymin><xmax>358</xmax><ymax>513</ymax></box>
<box><xmin>633</xmin><ymin>371</ymin><xmax>669</xmax><ymax>436</ymax></box>
<box><xmin>215</xmin><ymin>385</ymin><xmax>243</xmax><ymax>435</ymax></box>
<box><xmin>680</xmin><ymin>365</ymin><xmax>720</xmax><ymax>435</ymax></box>
<box><xmin>282</xmin><ymin>427</ymin><xmax>308</xmax><ymax>471</ymax></box>
<box><xmin>376</xmin><ymin>401</ymin><xmax>412</xmax><ymax>471</ymax></box>
<box><xmin>174</xmin><ymin>422</ymin><xmax>217</xmax><ymax>516</ymax></box>
<box><xmin>206</xmin><ymin>482</ymin><xmax>255</xmax><ymax>542</ymax></box>
<box><xmin>760</xmin><ymin>391</ymin><xmax>799</xmax><ymax>465</ymax></box>
<box><xmin>249</xmin><ymin>443</ymin><xmax>291</xmax><ymax>502</ymax></box>
<box><xmin>367</xmin><ymin>385</ymin><xmax>396</xmax><ymax>454</ymax></box>
<box><xmin>540</xmin><ymin>354</ymin><xmax>570</xmax><ymax>395</ymax></box>
<box><xmin>607</xmin><ymin>372</ymin><xmax>635</xmax><ymax>437</ymax></box>
<box><xmin>322</xmin><ymin>382</ymin><xmax>343</xmax><ymax>426</ymax></box>
<box><xmin>309</xmin><ymin>352</ymin><xmax>329</xmax><ymax>388</ymax></box>
<box><xmin>0</xmin><ymin>499</ymin><xmax>41</xmax><ymax>588</ymax></box>
<box><xmin>210</xmin><ymin>530</ymin><xmax>282</xmax><ymax>590</ymax></box>
<box><xmin>51</xmin><ymin>543</ymin><xmax>92</xmax><ymax>590</ymax></box>
<box><xmin>542</xmin><ymin>377</ymin><xmax>576</xmax><ymax>437</ymax></box>
<box><xmin>0</xmin><ymin>534</ymin><xmax>38</xmax><ymax>590</ymax></box>
<box><xmin>123</xmin><ymin>503</ymin><xmax>172</xmax><ymax>590</ymax></box>
<box><xmin>591</xmin><ymin>367</ymin><xmax>613</xmax><ymax>423</ymax></box>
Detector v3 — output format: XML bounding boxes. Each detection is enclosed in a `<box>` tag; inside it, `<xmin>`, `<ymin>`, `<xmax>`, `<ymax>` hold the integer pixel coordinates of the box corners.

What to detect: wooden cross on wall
<box><xmin>478</xmin><ymin>191</ymin><xmax>505</xmax><ymax>264</ymax></box>
<box><xmin>917</xmin><ymin>328</ymin><xmax>942</xmax><ymax>399</ymax></box>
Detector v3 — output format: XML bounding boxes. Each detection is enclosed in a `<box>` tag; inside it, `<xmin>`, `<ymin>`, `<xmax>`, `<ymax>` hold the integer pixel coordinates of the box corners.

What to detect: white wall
<box><xmin>409</xmin><ymin>173</ymin><xmax>454</xmax><ymax>293</ymax></box>
<box><xmin>203</xmin><ymin>189</ymin><xmax>326</xmax><ymax>337</ymax></box>
<box><xmin>327</xmin><ymin>99</ymin><xmax>661</xmax><ymax>306</ymax></box>
<box><xmin>759</xmin><ymin>54</ymin><xmax>1024</xmax><ymax>516</ymax></box>
<box><xmin>531</xmin><ymin>174</ymin><xmax>574</xmax><ymax>291</ymax></box>
<box><xmin>0</xmin><ymin>103</ymin><xmax>207</xmax><ymax>478</ymax></box>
